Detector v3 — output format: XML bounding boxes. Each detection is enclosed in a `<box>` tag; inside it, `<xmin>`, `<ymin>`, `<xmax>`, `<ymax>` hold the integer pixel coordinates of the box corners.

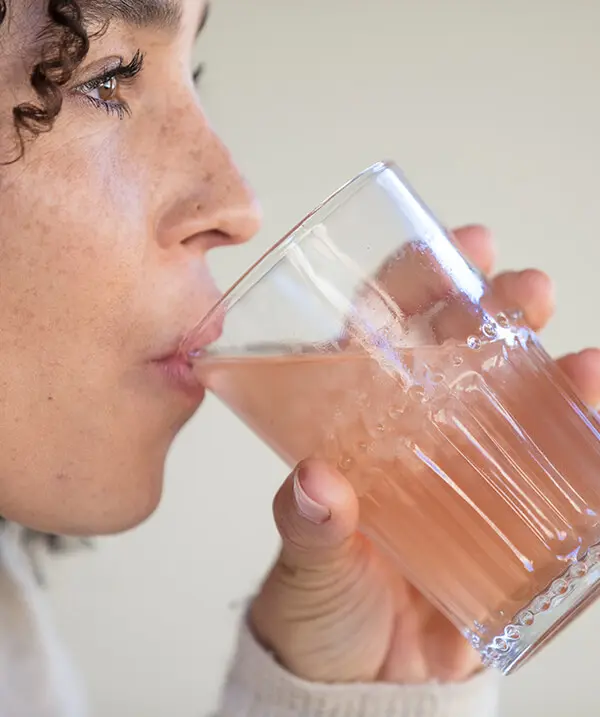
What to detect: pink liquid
<box><xmin>197</xmin><ymin>330</ymin><xmax>600</xmax><ymax>644</ymax></box>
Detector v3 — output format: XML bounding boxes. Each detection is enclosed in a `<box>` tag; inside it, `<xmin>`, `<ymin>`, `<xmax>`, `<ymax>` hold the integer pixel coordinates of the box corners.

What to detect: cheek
<box><xmin>1</xmin><ymin>140</ymin><xmax>149</xmax><ymax>355</ymax></box>
<box><xmin>0</xmin><ymin>112</ymin><xmax>216</xmax><ymax>534</ymax></box>
<box><xmin>0</xmin><ymin>150</ymin><xmax>162</xmax><ymax>533</ymax></box>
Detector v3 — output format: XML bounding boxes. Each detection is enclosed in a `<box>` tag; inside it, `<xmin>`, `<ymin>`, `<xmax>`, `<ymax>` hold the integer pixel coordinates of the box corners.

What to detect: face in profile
<box><xmin>0</xmin><ymin>0</ymin><xmax>260</xmax><ymax>535</ymax></box>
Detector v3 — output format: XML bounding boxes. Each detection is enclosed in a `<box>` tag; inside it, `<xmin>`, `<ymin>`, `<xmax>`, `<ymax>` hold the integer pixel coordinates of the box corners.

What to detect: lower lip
<box><xmin>152</xmin><ymin>356</ymin><xmax>206</xmax><ymax>401</ymax></box>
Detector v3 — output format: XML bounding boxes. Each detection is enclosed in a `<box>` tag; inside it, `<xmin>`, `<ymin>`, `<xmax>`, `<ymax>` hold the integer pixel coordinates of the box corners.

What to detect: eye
<box><xmin>94</xmin><ymin>76</ymin><xmax>119</xmax><ymax>103</ymax></box>
<box><xmin>73</xmin><ymin>51</ymin><xmax>145</xmax><ymax>120</ymax></box>
<box><xmin>77</xmin><ymin>73</ymin><xmax>129</xmax><ymax>119</ymax></box>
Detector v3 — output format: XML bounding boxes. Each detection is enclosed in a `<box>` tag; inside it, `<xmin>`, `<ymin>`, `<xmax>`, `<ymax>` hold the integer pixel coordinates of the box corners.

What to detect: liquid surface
<box><xmin>197</xmin><ymin>331</ymin><xmax>600</xmax><ymax>641</ymax></box>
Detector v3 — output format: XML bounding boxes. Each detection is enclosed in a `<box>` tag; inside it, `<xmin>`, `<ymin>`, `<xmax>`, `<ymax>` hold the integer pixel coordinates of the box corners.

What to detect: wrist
<box><xmin>222</xmin><ymin>618</ymin><xmax>502</xmax><ymax>717</ymax></box>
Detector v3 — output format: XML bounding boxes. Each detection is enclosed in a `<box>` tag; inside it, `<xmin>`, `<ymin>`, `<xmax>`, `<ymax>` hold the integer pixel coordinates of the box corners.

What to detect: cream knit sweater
<box><xmin>0</xmin><ymin>526</ymin><xmax>500</xmax><ymax>717</ymax></box>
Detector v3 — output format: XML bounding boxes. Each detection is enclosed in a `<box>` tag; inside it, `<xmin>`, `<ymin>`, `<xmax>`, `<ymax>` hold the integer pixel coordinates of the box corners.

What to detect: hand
<box><xmin>250</xmin><ymin>226</ymin><xmax>600</xmax><ymax>685</ymax></box>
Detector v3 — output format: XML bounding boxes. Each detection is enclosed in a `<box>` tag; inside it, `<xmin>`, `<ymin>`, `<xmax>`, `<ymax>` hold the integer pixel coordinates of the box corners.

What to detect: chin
<box><xmin>0</xmin><ymin>415</ymin><xmax>180</xmax><ymax>538</ymax></box>
<box><xmin>94</xmin><ymin>488</ymin><xmax>164</xmax><ymax>537</ymax></box>
<box><xmin>21</xmin><ymin>489</ymin><xmax>164</xmax><ymax>539</ymax></box>
<box><xmin>5</xmin><ymin>464</ymin><xmax>166</xmax><ymax>539</ymax></box>
<box><xmin>82</xmin><ymin>473</ymin><xmax>166</xmax><ymax>538</ymax></box>
<box><xmin>72</xmin><ymin>435</ymin><xmax>172</xmax><ymax>536</ymax></box>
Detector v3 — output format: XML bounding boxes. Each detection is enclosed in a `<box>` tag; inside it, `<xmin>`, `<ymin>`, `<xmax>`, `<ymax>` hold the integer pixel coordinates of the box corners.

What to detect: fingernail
<box><xmin>293</xmin><ymin>469</ymin><xmax>331</xmax><ymax>525</ymax></box>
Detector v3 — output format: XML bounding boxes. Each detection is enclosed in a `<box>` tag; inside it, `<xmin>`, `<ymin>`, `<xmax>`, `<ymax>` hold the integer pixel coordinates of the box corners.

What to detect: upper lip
<box><xmin>153</xmin><ymin>311</ymin><xmax>224</xmax><ymax>365</ymax></box>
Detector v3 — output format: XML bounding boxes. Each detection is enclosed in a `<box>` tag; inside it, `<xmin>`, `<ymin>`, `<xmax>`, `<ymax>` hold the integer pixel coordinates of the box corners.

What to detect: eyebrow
<box><xmin>83</xmin><ymin>0</ymin><xmax>183</xmax><ymax>33</ymax></box>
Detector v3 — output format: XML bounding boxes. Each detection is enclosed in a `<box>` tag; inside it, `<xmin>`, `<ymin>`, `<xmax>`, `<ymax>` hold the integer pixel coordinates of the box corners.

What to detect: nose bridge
<box><xmin>167</xmin><ymin>104</ymin><xmax>261</xmax><ymax>243</ymax></box>
<box><xmin>198</xmin><ymin>128</ymin><xmax>257</xmax><ymax>231</ymax></box>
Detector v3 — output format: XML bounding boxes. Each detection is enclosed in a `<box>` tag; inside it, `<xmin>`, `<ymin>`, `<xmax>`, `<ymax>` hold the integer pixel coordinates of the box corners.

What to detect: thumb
<box><xmin>273</xmin><ymin>458</ymin><xmax>360</xmax><ymax>570</ymax></box>
<box><xmin>256</xmin><ymin>460</ymin><xmax>393</xmax><ymax>683</ymax></box>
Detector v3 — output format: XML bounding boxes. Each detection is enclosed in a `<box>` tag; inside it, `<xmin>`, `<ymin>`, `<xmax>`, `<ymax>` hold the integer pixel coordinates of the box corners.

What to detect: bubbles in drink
<box><xmin>496</xmin><ymin>313</ymin><xmax>510</xmax><ymax>329</ymax></box>
<box><xmin>467</xmin><ymin>335</ymin><xmax>482</xmax><ymax>350</ymax></box>
<box><xmin>408</xmin><ymin>385</ymin><xmax>426</xmax><ymax>403</ymax></box>
<box><xmin>388</xmin><ymin>405</ymin><xmax>405</xmax><ymax>420</ymax></box>
<box><xmin>339</xmin><ymin>455</ymin><xmax>354</xmax><ymax>471</ymax></box>
<box><xmin>482</xmin><ymin>322</ymin><xmax>498</xmax><ymax>339</ymax></box>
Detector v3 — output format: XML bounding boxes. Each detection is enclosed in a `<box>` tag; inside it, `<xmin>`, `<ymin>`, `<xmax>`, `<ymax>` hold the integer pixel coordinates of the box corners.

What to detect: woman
<box><xmin>1</xmin><ymin>0</ymin><xmax>599</xmax><ymax>714</ymax></box>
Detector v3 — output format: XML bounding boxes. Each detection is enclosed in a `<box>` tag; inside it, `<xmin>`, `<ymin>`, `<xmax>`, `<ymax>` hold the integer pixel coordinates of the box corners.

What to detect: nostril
<box><xmin>182</xmin><ymin>229</ymin><xmax>229</xmax><ymax>248</ymax></box>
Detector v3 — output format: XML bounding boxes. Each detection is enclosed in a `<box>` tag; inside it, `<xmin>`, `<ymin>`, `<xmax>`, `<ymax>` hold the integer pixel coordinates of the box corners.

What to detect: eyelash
<box><xmin>75</xmin><ymin>50</ymin><xmax>146</xmax><ymax>120</ymax></box>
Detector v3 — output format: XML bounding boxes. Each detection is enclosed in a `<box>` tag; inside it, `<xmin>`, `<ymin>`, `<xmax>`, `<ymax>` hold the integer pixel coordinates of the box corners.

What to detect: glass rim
<box><xmin>189</xmin><ymin>160</ymin><xmax>395</xmax><ymax>344</ymax></box>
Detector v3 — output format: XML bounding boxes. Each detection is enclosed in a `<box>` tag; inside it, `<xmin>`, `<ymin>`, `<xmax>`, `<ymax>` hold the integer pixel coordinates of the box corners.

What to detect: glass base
<box><xmin>466</xmin><ymin>542</ymin><xmax>600</xmax><ymax>675</ymax></box>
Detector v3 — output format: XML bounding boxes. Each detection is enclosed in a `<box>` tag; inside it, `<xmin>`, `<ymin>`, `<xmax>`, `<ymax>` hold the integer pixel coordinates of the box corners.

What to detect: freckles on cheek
<box><xmin>53</xmin><ymin>122</ymin><xmax>151</xmax><ymax>229</ymax></box>
<box><xmin>5</xmin><ymin>148</ymin><xmax>148</xmax><ymax>340</ymax></box>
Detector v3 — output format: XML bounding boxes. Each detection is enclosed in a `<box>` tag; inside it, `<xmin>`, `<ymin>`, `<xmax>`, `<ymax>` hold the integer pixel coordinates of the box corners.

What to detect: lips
<box><xmin>148</xmin><ymin>307</ymin><xmax>224</xmax><ymax>400</ymax></box>
<box><xmin>153</xmin><ymin>354</ymin><xmax>206</xmax><ymax>400</ymax></box>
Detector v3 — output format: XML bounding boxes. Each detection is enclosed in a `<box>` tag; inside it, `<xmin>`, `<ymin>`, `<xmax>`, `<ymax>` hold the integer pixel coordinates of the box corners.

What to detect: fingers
<box><xmin>354</xmin><ymin>223</ymin><xmax>555</xmax><ymax>347</ymax></box>
<box><xmin>490</xmin><ymin>269</ymin><xmax>555</xmax><ymax>332</ymax></box>
<box><xmin>452</xmin><ymin>225</ymin><xmax>496</xmax><ymax>276</ymax></box>
<box><xmin>273</xmin><ymin>459</ymin><xmax>360</xmax><ymax>570</ymax></box>
<box><xmin>453</xmin><ymin>227</ymin><xmax>556</xmax><ymax>334</ymax></box>
<box><xmin>556</xmin><ymin>349</ymin><xmax>600</xmax><ymax>408</ymax></box>
<box><xmin>257</xmin><ymin>460</ymin><xmax>392</xmax><ymax>684</ymax></box>
<box><xmin>365</xmin><ymin>225</ymin><xmax>492</xmax><ymax>321</ymax></box>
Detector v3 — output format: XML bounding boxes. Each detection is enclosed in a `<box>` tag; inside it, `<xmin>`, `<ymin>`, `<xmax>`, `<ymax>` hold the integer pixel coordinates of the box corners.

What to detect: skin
<box><xmin>2</xmin><ymin>0</ymin><xmax>600</xmax><ymax>688</ymax></box>
<box><xmin>0</xmin><ymin>0</ymin><xmax>260</xmax><ymax>535</ymax></box>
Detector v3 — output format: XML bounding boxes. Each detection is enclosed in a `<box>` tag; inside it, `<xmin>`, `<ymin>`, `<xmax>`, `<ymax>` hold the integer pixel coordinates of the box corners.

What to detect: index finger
<box><xmin>344</xmin><ymin>225</ymin><xmax>492</xmax><ymax>347</ymax></box>
<box><xmin>452</xmin><ymin>225</ymin><xmax>496</xmax><ymax>277</ymax></box>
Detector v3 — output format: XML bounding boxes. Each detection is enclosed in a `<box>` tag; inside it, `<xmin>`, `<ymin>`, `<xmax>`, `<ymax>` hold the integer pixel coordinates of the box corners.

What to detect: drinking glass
<box><xmin>185</xmin><ymin>161</ymin><xmax>600</xmax><ymax>674</ymax></box>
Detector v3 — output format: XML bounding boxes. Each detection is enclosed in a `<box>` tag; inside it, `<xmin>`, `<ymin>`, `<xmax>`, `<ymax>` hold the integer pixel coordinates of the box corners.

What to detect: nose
<box><xmin>156</xmin><ymin>118</ymin><xmax>262</xmax><ymax>250</ymax></box>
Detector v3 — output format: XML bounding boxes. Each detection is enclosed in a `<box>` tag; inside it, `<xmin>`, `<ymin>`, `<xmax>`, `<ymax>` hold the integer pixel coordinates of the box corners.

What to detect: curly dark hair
<box><xmin>1</xmin><ymin>0</ymin><xmax>90</xmax><ymax>163</ymax></box>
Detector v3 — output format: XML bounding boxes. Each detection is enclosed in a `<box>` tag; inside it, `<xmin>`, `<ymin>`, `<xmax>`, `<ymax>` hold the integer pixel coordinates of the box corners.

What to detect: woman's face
<box><xmin>0</xmin><ymin>0</ymin><xmax>259</xmax><ymax>535</ymax></box>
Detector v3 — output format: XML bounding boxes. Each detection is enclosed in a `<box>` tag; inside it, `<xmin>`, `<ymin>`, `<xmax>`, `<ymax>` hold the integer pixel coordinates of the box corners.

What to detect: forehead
<box><xmin>81</xmin><ymin>0</ymin><xmax>207</xmax><ymax>39</ymax></box>
<box><xmin>81</xmin><ymin>0</ymin><xmax>181</xmax><ymax>29</ymax></box>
